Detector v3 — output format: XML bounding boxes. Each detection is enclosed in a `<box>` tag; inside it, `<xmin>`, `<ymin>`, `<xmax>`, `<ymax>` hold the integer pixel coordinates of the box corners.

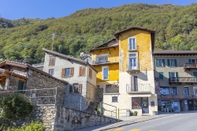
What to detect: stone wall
<box><xmin>20</xmin><ymin>105</ymin><xmax>118</xmax><ymax>131</ymax></box>
<box><xmin>55</xmin><ymin>106</ymin><xmax>118</xmax><ymax>131</ymax></box>
<box><xmin>26</xmin><ymin>70</ymin><xmax>66</xmax><ymax>105</ymax></box>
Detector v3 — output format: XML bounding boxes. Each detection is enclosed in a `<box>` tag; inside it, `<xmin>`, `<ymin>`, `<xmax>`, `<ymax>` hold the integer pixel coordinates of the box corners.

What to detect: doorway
<box><xmin>142</xmin><ymin>97</ymin><xmax>149</xmax><ymax>114</ymax></box>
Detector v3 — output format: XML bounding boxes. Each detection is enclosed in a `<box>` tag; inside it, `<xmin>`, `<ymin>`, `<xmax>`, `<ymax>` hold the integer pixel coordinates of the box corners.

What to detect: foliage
<box><xmin>6</xmin><ymin>121</ymin><xmax>46</xmax><ymax>131</ymax></box>
<box><xmin>1</xmin><ymin>4</ymin><xmax>197</xmax><ymax>63</ymax></box>
<box><xmin>133</xmin><ymin>111</ymin><xmax>138</xmax><ymax>115</ymax></box>
<box><xmin>0</xmin><ymin>93</ymin><xmax>33</xmax><ymax>126</ymax></box>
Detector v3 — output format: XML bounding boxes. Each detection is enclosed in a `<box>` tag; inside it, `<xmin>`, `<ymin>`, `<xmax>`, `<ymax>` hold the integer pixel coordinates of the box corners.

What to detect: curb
<box><xmin>96</xmin><ymin>114</ymin><xmax>172</xmax><ymax>131</ymax></box>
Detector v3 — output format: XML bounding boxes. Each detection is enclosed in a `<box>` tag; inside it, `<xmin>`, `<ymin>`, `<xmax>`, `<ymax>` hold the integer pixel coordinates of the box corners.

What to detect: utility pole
<box><xmin>51</xmin><ymin>32</ymin><xmax>56</xmax><ymax>51</ymax></box>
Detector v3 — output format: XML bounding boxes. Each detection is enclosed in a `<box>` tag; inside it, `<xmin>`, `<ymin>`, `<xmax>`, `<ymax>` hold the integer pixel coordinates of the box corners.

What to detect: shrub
<box><xmin>6</xmin><ymin>121</ymin><xmax>46</xmax><ymax>131</ymax></box>
<box><xmin>0</xmin><ymin>93</ymin><xmax>33</xmax><ymax>121</ymax></box>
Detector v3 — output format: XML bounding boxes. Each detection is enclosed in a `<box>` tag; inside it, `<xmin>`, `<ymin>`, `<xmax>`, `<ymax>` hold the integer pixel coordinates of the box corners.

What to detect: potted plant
<box><xmin>133</xmin><ymin>111</ymin><xmax>138</xmax><ymax>116</ymax></box>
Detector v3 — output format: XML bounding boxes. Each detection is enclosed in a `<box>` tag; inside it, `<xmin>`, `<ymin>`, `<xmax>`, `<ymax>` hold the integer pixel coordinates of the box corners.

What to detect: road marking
<box><xmin>108</xmin><ymin>128</ymin><xmax>123</xmax><ymax>131</ymax></box>
<box><xmin>129</xmin><ymin>129</ymin><xmax>140</xmax><ymax>131</ymax></box>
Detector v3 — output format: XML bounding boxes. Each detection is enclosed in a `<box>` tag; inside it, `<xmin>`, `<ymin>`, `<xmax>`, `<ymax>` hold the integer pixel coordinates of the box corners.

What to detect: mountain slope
<box><xmin>0</xmin><ymin>3</ymin><xmax>197</xmax><ymax>63</ymax></box>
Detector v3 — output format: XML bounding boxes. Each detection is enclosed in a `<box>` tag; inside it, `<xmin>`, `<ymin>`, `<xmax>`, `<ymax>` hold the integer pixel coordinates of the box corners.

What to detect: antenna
<box><xmin>51</xmin><ymin>32</ymin><xmax>56</xmax><ymax>50</ymax></box>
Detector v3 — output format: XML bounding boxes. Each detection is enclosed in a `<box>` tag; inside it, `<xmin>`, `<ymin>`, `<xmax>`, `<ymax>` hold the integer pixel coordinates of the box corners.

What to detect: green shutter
<box><xmin>176</xmin><ymin>72</ymin><xmax>179</xmax><ymax>78</ymax></box>
<box><xmin>169</xmin><ymin>72</ymin><xmax>171</xmax><ymax>78</ymax></box>
<box><xmin>189</xmin><ymin>59</ymin><xmax>192</xmax><ymax>63</ymax></box>
<box><xmin>167</xmin><ymin>59</ymin><xmax>170</xmax><ymax>66</ymax></box>
<box><xmin>18</xmin><ymin>80</ymin><xmax>24</xmax><ymax>91</ymax></box>
<box><xmin>174</xmin><ymin>59</ymin><xmax>177</xmax><ymax>67</ymax></box>
<box><xmin>162</xmin><ymin>59</ymin><xmax>165</xmax><ymax>67</ymax></box>
<box><xmin>155</xmin><ymin>59</ymin><xmax>158</xmax><ymax>67</ymax></box>
<box><xmin>159</xmin><ymin>72</ymin><xmax>164</xmax><ymax>79</ymax></box>
<box><xmin>193</xmin><ymin>72</ymin><xmax>197</xmax><ymax>77</ymax></box>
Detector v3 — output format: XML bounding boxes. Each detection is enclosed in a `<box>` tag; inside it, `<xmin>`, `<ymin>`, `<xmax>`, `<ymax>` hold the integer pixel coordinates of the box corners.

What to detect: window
<box><xmin>189</xmin><ymin>58</ymin><xmax>196</xmax><ymax>63</ymax></box>
<box><xmin>105</xmin><ymin>84</ymin><xmax>119</xmax><ymax>93</ymax></box>
<box><xmin>160</xmin><ymin>87</ymin><xmax>170</xmax><ymax>95</ymax></box>
<box><xmin>128</xmin><ymin>52</ymin><xmax>138</xmax><ymax>70</ymax></box>
<box><xmin>49</xmin><ymin>56</ymin><xmax>56</xmax><ymax>66</ymax></box>
<box><xmin>89</xmin><ymin>68</ymin><xmax>92</xmax><ymax>79</ymax></box>
<box><xmin>159</xmin><ymin>72</ymin><xmax>164</xmax><ymax>79</ymax></box>
<box><xmin>184</xmin><ymin>87</ymin><xmax>189</xmax><ymax>96</ymax></box>
<box><xmin>155</xmin><ymin>59</ymin><xmax>165</xmax><ymax>67</ymax></box>
<box><xmin>79</xmin><ymin>66</ymin><xmax>86</xmax><ymax>76</ymax></box>
<box><xmin>128</xmin><ymin>37</ymin><xmax>136</xmax><ymax>50</ymax></box>
<box><xmin>61</xmin><ymin>67</ymin><xmax>74</xmax><ymax>78</ymax></box>
<box><xmin>102</xmin><ymin>66</ymin><xmax>108</xmax><ymax>80</ymax></box>
<box><xmin>194</xmin><ymin>88</ymin><xmax>197</xmax><ymax>96</ymax></box>
<box><xmin>112</xmin><ymin>96</ymin><xmax>118</xmax><ymax>102</ymax></box>
<box><xmin>48</xmin><ymin>69</ymin><xmax>54</xmax><ymax>75</ymax></box>
<box><xmin>169</xmin><ymin>72</ymin><xmax>178</xmax><ymax>82</ymax></box>
<box><xmin>167</xmin><ymin>59</ymin><xmax>177</xmax><ymax>67</ymax></box>
<box><xmin>132</xmin><ymin>97</ymin><xmax>141</xmax><ymax>109</ymax></box>
<box><xmin>73</xmin><ymin>83</ymin><xmax>82</xmax><ymax>93</ymax></box>
<box><xmin>69</xmin><ymin>84</ymin><xmax>73</xmax><ymax>93</ymax></box>
<box><xmin>18</xmin><ymin>80</ymin><xmax>24</xmax><ymax>91</ymax></box>
<box><xmin>96</xmin><ymin>54</ymin><xmax>108</xmax><ymax>63</ymax></box>
<box><xmin>172</xmin><ymin>87</ymin><xmax>177</xmax><ymax>95</ymax></box>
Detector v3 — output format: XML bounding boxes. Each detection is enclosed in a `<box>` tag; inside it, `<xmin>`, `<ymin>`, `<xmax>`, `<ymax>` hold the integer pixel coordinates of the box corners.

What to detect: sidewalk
<box><xmin>75</xmin><ymin>113</ymin><xmax>172</xmax><ymax>131</ymax></box>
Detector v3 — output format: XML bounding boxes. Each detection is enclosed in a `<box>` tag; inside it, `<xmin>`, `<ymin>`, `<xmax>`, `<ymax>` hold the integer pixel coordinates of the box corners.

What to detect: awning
<box><xmin>130</xmin><ymin>94</ymin><xmax>151</xmax><ymax>97</ymax></box>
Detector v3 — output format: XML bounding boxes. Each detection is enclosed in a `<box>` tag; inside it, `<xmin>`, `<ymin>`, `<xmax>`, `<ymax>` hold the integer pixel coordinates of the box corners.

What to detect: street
<box><xmin>108</xmin><ymin>112</ymin><xmax>197</xmax><ymax>131</ymax></box>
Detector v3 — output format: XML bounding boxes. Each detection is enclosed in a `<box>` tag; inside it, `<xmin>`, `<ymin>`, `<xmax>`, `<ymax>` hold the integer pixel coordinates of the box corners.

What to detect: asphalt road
<box><xmin>108</xmin><ymin>112</ymin><xmax>197</xmax><ymax>131</ymax></box>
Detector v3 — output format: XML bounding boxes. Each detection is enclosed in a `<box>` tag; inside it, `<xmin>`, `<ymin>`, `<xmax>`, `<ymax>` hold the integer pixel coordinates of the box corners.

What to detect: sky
<box><xmin>0</xmin><ymin>0</ymin><xmax>196</xmax><ymax>20</ymax></box>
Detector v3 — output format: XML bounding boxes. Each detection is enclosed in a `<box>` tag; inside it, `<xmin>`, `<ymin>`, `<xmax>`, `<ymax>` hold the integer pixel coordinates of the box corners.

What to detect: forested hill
<box><xmin>0</xmin><ymin>3</ymin><xmax>197</xmax><ymax>64</ymax></box>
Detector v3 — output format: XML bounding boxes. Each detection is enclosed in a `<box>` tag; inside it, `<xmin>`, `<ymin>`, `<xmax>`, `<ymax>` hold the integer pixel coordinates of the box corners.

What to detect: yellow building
<box><xmin>90</xmin><ymin>27</ymin><xmax>158</xmax><ymax>116</ymax></box>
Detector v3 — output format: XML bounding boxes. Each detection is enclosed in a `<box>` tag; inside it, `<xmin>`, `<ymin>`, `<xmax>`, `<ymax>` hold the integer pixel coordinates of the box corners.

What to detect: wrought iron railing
<box><xmin>184</xmin><ymin>63</ymin><xmax>197</xmax><ymax>69</ymax></box>
<box><xmin>158</xmin><ymin>94</ymin><xmax>196</xmax><ymax>99</ymax></box>
<box><xmin>169</xmin><ymin>77</ymin><xmax>197</xmax><ymax>84</ymax></box>
<box><xmin>126</xmin><ymin>84</ymin><xmax>152</xmax><ymax>92</ymax></box>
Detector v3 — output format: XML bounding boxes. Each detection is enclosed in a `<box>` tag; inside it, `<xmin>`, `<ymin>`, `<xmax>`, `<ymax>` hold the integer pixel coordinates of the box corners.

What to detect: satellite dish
<box><xmin>80</xmin><ymin>52</ymin><xmax>85</xmax><ymax>57</ymax></box>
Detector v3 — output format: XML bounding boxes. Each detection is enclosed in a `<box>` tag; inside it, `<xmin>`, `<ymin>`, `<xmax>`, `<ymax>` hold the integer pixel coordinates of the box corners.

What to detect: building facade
<box><xmin>42</xmin><ymin>48</ymin><xmax>98</xmax><ymax>110</ymax></box>
<box><xmin>154</xmin><ymin>50</ymin><xmax>197</xmax><ymax>112</ymax></box>
<box><xmin>90</xmin><ymin>27</ymin><xmax>158</xmax><ymax>116</ymax></box>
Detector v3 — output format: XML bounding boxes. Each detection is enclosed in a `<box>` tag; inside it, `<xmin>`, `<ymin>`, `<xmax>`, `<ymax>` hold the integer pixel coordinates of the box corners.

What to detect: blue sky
<box><xmin>0</xmin><ymin>0</ymin><xmax>196</xmax><ymax>20</ymax></box>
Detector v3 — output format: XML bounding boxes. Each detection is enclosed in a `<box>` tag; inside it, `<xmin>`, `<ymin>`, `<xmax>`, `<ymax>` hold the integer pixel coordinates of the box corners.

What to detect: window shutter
<box><xmin>155</xmin><ymin>59</ymin><xmax>158</xmax><ymax>67</ymax></box>
<box><xmin>189</xmin><ymin>59</ymin><xmax>192</xmax><ymax>63</ymax></box>
<box><xmin>49</xmin><ymin>56</ymin><xmax>56</xmax><ymax>66</ymax></box>
<box><xmin>78</xmin><ymin>84</ymin><xmax>82</xmax><ymax>94</ymax></box>
<box><xmin>61</xmin><ymin>68</ymin><xmax>65</xmax><ymax>78</ymax></box>
<box><xmin>89</xmin><ymin>68</ymin><xmax>92</xmax><ymax>79</ymax></box>
<box><xmin>162</xmin><ymin>59</ymin><xmax>165</xmax><ymax>67</ymax></box>
<box><xmin>168</xmin><ymin>72</ymin><xmax>171</xmax><ymax>78</ymax></box>
<box><xmin>174</xmin><ymin>59</ymin><xmax>177</xmax><ymax>67</ymax></box>
<box><xmin>176</xmin><ymin>72</ymin><xmax>179</xmax><ymax>78</ymax></box>
<box><xmin>70</xmin><ymin>67</ymin><xmax>74</xmax><ymax>77</ymax></box>
<box><xmin>193</xmin><ymin>72</ymin><xmax>197</xmax><ymax>77</ymax></box>
<box><xmin>167</xmin><ymin>59</ymin><xmax>170</xmax><ymax>66</ymax></box>
<box><xmin>79</xmin><ymin>66</ymin><xmax>82</xmax><ymax>76</ymax></box>
<box><xmin>83</xmin><ymin>67</ymin><xmax>86</xmax><ymax>76</ymax></box>
<box><xmin>159</xmin><ymin>72</ymin><xmax>164</xmax><ymax>79</ymax></box>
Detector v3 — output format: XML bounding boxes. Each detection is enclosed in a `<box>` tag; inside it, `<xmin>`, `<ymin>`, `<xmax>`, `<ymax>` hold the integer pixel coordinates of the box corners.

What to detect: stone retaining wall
<box><xmin>24</xmin><ymin>105</ymin><xmax>118</xmax><ymax>131</ymax></box>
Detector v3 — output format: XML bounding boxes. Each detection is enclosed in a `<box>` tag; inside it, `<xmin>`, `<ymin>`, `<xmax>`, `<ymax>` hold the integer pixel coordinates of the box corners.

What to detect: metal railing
<box><xmin>64</xmin><ymin>93</ymin><xmax>117</xmax><ymax>119</ymax></box>
<box><xmin>126</xmin><ymin>84</ymin><xmax>152</xmax><ymax>92</ymax></box>
<box><xmin>158</xmin><ymin>94</ymin><xmax>196</xmax><ymax>99</ymax></box>
<box><xmin>92</xmin><ymin>56</ymin><xmax>119</xmax><ymax>65</ymax></box>
<box><xmin>169</xmin><ymin>77</ymin><xmax>197</xmax><ymax>84</ymax></box>
<box><xmin>0</xmin><ymin>87</ymin><xmax>57</xmax><ymax>105</ymax></box>
<box><xmin>184</xmin><ymin>63</ymin><xmax>197</xmax><ymax>69</ymax></box>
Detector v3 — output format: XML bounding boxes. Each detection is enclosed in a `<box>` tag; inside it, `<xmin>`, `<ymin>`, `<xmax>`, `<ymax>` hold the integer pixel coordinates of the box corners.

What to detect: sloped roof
<box><xmin>90</xmin><ymin>38</ymin><xmax>118</xmax><ymax>52</ymax></box>
<box><xmin>153</xmin><ymin>50</ymin><xmax>197</xmax><ymax>55</ymax></box>
<box><xmin>42</xmin><ymin>48</ymin><xmax>98</xmax><ymax>72</ymax></box>
<box><xmin>0</xmin><ymin>60</ymin><xmax>68</xmax><ymax>84</ymax></box>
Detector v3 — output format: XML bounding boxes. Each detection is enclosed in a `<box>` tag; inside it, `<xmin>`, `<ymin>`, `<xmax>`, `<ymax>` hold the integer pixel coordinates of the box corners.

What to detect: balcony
<box><xmin>184</xmin><ymin>63</ymin><xmax>197</xmax><ymax>70</ymax></box>
<box><xmin>126</xmin><ymin>64</ymin><xmax>140</xmax><ymax>73</ymax></box>
<box><xmin>169</xmin><ymin>77</ymin><xmax>197</xmax><ymax>84</ymax></box>
<box><xmin>126</xmin><ymin>84</ymin><xmax>152</xmax><ymax>94</ymax></box>
<box><xmin>158</xmin><ymin>94</ymin><xmax>194</xmax><ymax>100</ymax></box>
<box><xmin>92</xmin><ymin>56</ymin><xmax>119</xmax><ymax>65</ymax></box>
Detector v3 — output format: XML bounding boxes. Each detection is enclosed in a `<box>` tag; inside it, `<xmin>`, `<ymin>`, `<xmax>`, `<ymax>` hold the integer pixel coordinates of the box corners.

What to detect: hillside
<box><xmin>0</xmin><ymin>3</ymin><xmax>197</xmax><ymax>64</ymax></box>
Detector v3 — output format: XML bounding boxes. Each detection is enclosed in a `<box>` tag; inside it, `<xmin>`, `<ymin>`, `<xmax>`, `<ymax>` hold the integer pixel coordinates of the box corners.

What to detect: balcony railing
<box><xmin>126</xmin><ymin>84</ymin><xmax>152</xmax><ymax>93</ymax></box>
<box><xmin>126</xmin><ymin>64</ymin><xmax>139</xmax><ymax>73</ymax></box>
<box><xmin>158</xmin><ymin>94</ymin><xmax>195</xmax><ymax>99</ymax></box>
<box><xmin>184</xmin><ymin>63</ymin><xmax>197</xmax><ymax>70</ymax></box>
<box><xmin>92</xmin><ymin>57</ymin><xmax>119</xmax><ymax>65</ymax></box>
<box><xmin>169</xmin><ymin>77</ymin><xmax>197</xmax><ymax>84</ymax></box>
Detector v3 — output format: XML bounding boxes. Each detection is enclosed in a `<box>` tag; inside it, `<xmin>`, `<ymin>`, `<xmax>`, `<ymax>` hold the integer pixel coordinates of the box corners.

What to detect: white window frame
<box><xmin>102</xmin><ymin>66</ymin><xmax>109</xmax><ymax>80</ymax></box>
<box><xmin>96</xmin><ymin>54</ymin><xmax>108</xmax><ymax>63</ymax></box>
<box><xmin>128</xmin><ymin>52</ymin><xmax>138</xmax><ymax>70</ymax></box>
<box><xmin>128</xmin><ymin>37</ymin><xmax>136</xmax><ymax>51</ymax></box>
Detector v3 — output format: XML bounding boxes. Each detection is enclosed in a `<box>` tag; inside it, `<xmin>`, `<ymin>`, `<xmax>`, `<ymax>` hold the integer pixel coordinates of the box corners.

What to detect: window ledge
<box><xmin>128</xmin><ymin>49</ymin><xmax>137</xmax><ymax>52</ymax></box>
<box><xmin>103</xmin><ymin>93</ymin><xmax>120</xmax><ymax>95</ymax></box>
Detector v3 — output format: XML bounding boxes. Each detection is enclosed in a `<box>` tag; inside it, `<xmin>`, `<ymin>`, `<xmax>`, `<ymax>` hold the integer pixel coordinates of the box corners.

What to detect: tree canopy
<box><xmin>0</xmin><ymin>3</ymin><xmax>197</xmax><ymax>64</ymax></box>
